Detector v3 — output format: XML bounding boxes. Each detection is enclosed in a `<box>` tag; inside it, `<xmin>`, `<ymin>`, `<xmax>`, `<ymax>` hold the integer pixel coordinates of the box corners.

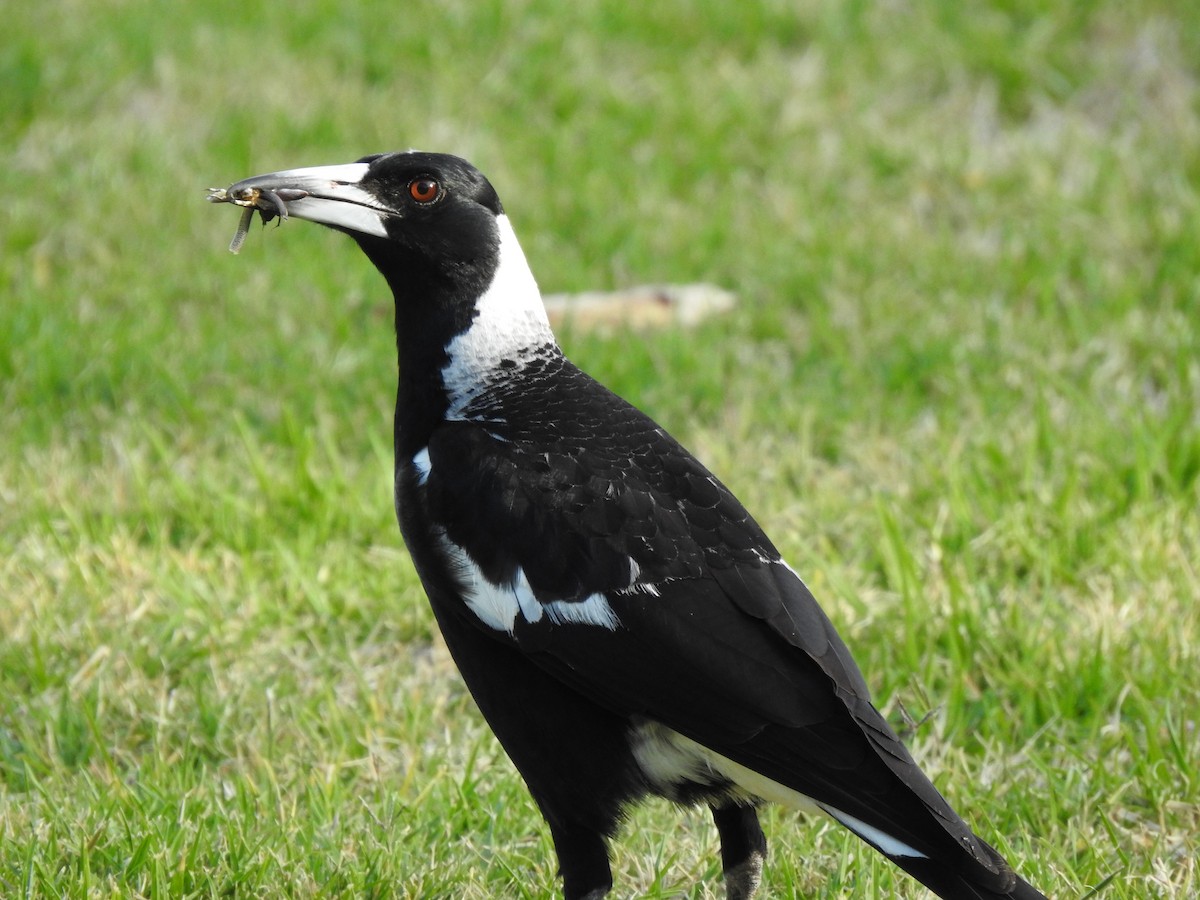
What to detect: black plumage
<box><xmin>209</xmin><ymin>151</ymin><xmax>1047</xmax><ymax>899</ymax></box>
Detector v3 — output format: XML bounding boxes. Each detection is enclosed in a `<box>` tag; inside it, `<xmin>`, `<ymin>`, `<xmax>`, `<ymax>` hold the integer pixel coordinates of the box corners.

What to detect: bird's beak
<box><xmin>207</xmin><ymin>163</ymin><xmax>390</xmax><ymax>251</ymax></box>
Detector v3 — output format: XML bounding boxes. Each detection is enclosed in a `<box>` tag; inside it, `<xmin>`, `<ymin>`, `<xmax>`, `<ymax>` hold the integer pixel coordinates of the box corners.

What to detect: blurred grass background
<box><xmin>2</xmin><ymin>0</ymin><xmax>1198</xmax><ymax>896</ymax></box>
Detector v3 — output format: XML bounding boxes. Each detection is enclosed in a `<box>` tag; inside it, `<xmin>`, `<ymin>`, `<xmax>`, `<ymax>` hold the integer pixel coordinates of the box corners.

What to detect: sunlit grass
<box><xmin>2</xmin><ymin>1</ymin><xmax>1198</xmax><ymax>896</ymax></box>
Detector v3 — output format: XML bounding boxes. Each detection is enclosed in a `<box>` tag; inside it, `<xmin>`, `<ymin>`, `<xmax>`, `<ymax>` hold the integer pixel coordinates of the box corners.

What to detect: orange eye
<box><xmin>409</xmin><ymin>177</ymin><xmax>440</xmax><ymax>204</ymax></box>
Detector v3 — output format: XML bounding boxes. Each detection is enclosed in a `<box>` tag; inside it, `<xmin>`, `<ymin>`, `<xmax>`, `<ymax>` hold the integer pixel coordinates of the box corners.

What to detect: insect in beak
<box><xmin>206</xmin><ymin>186</ymin><xmax>309</xmax><ymax>254</ymax></box>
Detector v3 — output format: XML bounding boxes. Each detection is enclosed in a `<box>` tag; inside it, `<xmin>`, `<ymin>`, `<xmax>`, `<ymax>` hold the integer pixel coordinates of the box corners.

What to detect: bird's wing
<box><xmin>420</xmin><ymin>410</ymin><xmax>1014</xmax><ymax>887</ymax></box>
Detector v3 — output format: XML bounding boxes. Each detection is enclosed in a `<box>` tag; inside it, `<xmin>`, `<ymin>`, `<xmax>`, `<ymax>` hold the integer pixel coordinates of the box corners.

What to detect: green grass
<box><xmin>2</xmin><ymin>0</ymin><xmax>1198</xmax><ymax>896</ymax></box>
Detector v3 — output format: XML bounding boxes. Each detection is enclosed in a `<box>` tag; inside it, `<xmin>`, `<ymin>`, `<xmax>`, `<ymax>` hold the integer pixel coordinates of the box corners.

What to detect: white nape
<box><xmin>439</xmin><ymin>535</ymin><xmax>620</xmax><ymax>634</ymax></box>
<box><xmin>441</xmin><ymin>215</ymin><xmax>557</xmax><ymax>419</ymax></box>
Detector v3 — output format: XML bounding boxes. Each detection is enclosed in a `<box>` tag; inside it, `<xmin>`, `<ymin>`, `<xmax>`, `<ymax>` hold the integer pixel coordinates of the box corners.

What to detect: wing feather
<box><xmin>418</xmin><ymin>377</ymin><xmax>1013</xmax><ymax>886</ymax></box>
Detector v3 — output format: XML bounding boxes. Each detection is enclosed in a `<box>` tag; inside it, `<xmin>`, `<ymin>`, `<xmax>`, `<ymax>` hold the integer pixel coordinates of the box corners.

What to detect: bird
<box><xmin>209</xmin><ymin>151</ymin><xmax>1048</xmax><ymax>899</ymax></box>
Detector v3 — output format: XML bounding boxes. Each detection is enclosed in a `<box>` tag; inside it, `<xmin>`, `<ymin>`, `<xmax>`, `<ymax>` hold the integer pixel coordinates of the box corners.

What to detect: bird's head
<box><xmin>210</xmin><ymin>151</ymin><xmax>509</xmax><ymax>296</ymax></box>
<box><xmin>209</xmin><ymin>151</ymin><xmax>556</xmax><ymax>408</ymax></box>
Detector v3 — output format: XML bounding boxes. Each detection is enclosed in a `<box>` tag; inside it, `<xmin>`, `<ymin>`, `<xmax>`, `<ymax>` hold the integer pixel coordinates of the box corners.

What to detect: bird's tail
<box><xmin>890</xmin><ymin>846</ymin><xmax>1048</xmax><ymax>899</ymax></box>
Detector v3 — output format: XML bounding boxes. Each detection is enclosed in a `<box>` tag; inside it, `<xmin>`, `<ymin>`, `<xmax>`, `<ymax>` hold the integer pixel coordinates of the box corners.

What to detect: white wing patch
<box><xmin>412</xmin><ymin>447</ymin><xmax>432</xmax><ymax>485</ymax></box>
<box><xmin>817</xmin><ymin>806</ymin><xmax>927</xmax><ymax>859</ymax></box>
<box><xmin>617</xmin><ymin>576</ymin><xmax>678</xmax><ymax>598</ymax></box>
<box><xmin>631</xmin><ymin>721</ymin><xmax>751</xmax><ymax>798</ymax></box>
<box><xmin>614</xmin><ymin>557</ymin><xmax>665</xmax><ymax>597</ymax></box>
<box><xmin>630</xmin><ymin>722</ymin><xmax>927</xmax><ymax>860</ymax></box>
<box><xmin>439</xmin><ymin>536</ymin><xmax>620</xmax><ymax>634</ymax></box>
<box><xmin>543</xmin><ymin>594</ymin><xmax>621</xmax><ymax>629</ymax></box>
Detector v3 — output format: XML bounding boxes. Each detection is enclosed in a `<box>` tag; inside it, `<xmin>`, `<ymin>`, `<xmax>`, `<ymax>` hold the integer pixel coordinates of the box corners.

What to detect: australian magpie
<box><xmin>209</xmin><ymin>151</ymin><xmax>1047</xmax><ymax>899</ymax></box>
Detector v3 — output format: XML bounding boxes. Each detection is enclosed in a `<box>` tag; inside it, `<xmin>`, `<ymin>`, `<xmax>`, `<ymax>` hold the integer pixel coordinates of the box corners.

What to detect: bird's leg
<box><xmin>711</xmin><ymin>803</ymin><xmax>767</xmax><ymax>900</ymax></box>
<box><xmin>547</xmin><ymin>819</ymin><xmax>613</xmax><ymax>900</ymax></box>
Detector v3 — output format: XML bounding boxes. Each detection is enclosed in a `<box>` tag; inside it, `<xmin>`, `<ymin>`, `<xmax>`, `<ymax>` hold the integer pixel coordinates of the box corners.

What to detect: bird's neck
<box><xmin>390</xmin><ymin>214</ymin><xmax>560</xmax><ymax>456</ymax></box>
